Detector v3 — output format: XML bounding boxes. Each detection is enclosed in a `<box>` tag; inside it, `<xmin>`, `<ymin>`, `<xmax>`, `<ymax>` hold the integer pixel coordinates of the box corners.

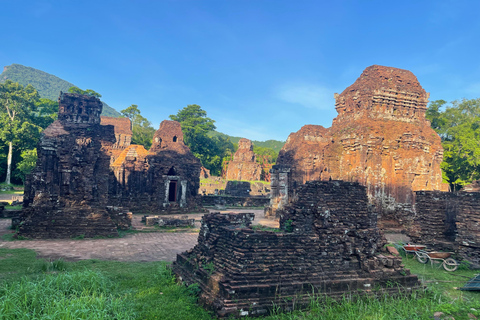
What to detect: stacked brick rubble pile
<box><xmin>411</xmin><ymin>188</ymin><xmax>480</xmax><ymax>265</ymax></box>
<box><xmin>109</xmin><ymin>120</ymin><xmax>202</xmax><ymax>213</ymax></box>
<box><xmin>226</xmin><ymin>138</ymin><xmax>262</xmax><ymax>181</ymax></box>
<box><xmin>273</xmin><ymin>65</ymin><xmax>447</xmax><ymax>216</ymax></box>
<box><xmin>20</xmin><ymin>93</ymin><xmax>131</xmax><ymax>238</ymax></box>
<box><xmin>173</xmin><ymin>180</ymin><xmax>421</xmax><ymax>318</ymax></box>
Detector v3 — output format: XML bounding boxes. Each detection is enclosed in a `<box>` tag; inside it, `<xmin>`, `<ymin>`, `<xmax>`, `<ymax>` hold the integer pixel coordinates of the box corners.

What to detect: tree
<box><xmin>253</xmin><ymin>145</ymin><xmax>278</xmax><ymax>165</ymax></box>
<box><xmin>169</xmin><ymin>104</ymin><xmax>216</xmax><ymax>136</ymax></box>
<box><xmin>67</xmin><ymin>86</ymin><xmax>102</xmax><ymax>98</ymax></box>
<box><xmin>120</xmin><ymin>104</ymin><xmax>155</xmax><ymax>149</ymax></box>
<box><xmin>426</xmin><ymin>98</ymin><xmax>480</xmax><ymax>191</ymax></box>
<box><xmin>14</xmin><ymin>148</ymin><xmax>37</xmax><ymax>183</ymax></box>
<box><xmin>170</xmin><ymin>105</ymin><xmax>234</xmax><ymax>175</ymax></box>
<box><xmin>35</xmin><ymin>98</ymin><xmax>58</xmax><ymax>129</ymax></box>
<box><xmin>0</xmin><ymin>80</ymin><xmax>42</xmax><ymax>185</ymax></box>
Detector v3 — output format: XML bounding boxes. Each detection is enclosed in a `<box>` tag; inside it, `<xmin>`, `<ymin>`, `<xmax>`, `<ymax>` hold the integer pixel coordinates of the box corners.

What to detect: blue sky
<box><xmin>1</xmin><ymin>0</ymin><xmax>480</xmax><ymax>141</ymax></box>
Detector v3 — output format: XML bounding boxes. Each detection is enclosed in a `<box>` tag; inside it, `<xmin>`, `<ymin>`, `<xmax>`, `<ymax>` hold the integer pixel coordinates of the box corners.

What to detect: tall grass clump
<box><xmin>263</xmin><ymin>288</ymin><xmax>480</xmax><ymax>320</ymax></box>
<box><xmin>0</xmin><ymin>270</ymin><xmax>135</xmax><ymax>320</ymax></box>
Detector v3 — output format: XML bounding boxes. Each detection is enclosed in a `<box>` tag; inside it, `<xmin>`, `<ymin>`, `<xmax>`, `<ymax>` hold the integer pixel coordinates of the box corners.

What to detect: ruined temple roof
<box><xmin>57</xmin><ymin>93</ymin><xmax>103</xmax><ymax>125</ymax></box>
<box><xmin>237</xmin><ymin>138</ymin><xmax>254</xmax><ymax>151</ymax></box>
<box><xmin>149</xmin><ymin>120</ymin><xmax>191</xmax><ymax>155</ymax></box>
<box><xmin>100</xmin><ymin>116</ymin><xmax>132</xmax><ymax>135</ymax></box>
<box><xmin>338</xmin><ymin>65</ymin><xmax>427</xmax><ymax>99</ymax></box>
<box><xmin>112</xmin><ymin>144</ymin><xmax>148</xmax><ymax>167</ymax></box>
<box><xmin>42</xmin><ymin>120</ymin><xmax>69</xmax><ymax>138</ymax></box>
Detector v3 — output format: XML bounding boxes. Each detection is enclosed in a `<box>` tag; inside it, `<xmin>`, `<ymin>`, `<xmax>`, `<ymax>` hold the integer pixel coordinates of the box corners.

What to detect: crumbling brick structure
<box><xmin>109</xmin><ymin>120</ymin><xmax>202</xmax><ymax>213</ymax></box>
<box><xmin>226</xmin><ymin>138</ymin><xmax>262</xmax><ymax>181</ymax></box>
<box><xmin>272</xmin><ymin>65</ymin><xmax>448</xmax><ymax>216</ymax></box>
<box><xmin>410</xmin><ymin>189</ymin><xmax>480</xmax><ymax>265</ymax></box>
<box><xmin>100</xmin><ymin>116</ymin><xmax>132</xmax><ymax>149</ymax></box>
<box><xmin>100</xmin><ymin>116</ymin><xmax>132</xmax><ymax>163</ymax></box>
<box><xmin>174</xmin><ymin>180</ymin><xmax>421</xmax><ymax>318</ymax></box>
<box><xmin>20</xmin><ymin>93</ymin><xmax>131</xmax><ymax>238</ymax></box>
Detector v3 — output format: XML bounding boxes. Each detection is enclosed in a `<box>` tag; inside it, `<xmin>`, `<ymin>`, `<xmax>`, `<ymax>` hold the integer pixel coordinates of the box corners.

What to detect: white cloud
<box><xmin>274</xmin><ymin>83</ymin><xmax>334</xmax><ymax>110</ymax></box>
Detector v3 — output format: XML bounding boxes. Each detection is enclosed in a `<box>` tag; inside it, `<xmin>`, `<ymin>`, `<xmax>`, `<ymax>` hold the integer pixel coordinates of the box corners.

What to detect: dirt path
<box><xmin>0</xmin><ymin>209</ymin><xmax>277</xmax><ymax>262</ymax></box>
<box><xmin>0</xmin><ymin>193</ymin><xmax>22</xmax><ymax>202</ymax></box>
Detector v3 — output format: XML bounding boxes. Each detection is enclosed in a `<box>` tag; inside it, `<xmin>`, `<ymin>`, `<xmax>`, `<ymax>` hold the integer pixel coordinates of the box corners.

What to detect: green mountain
<box><xmin>0</xmin><ymin>64</ymin><xmax>121</xmax><ymax>117</ymax></box>
<box><xmin>208</xmin><ymin>131</ymin><xmax>285</xmax><ymax>153</ymax></box>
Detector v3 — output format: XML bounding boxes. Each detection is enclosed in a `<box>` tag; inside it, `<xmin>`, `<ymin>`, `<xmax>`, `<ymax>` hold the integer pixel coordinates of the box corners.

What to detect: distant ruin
<box><xmin>271</xmin><ymin>65</ymin><xmax>448</xmax><ymax>216</ymax></box>
<box><xmin>174</xmin><ymin>180</ymin><xmax>421</xmax><ymax>318</ymax></box>
<box><xmin>109</xmin><ymin>120</ymin><xmax>202</xmax><ymax>213</ymax></box>
<box><xmin>19</xmin><ymin>93</ymin><xmax>202</xmax><ymax>238</ymax></box>
<box><xmin>100</xmin><ymin>116</ymin><xmax>132</xmax><ymax>163</ymax></box>
<box><xmin>20</xmin><ymin>93</ymin><xmax>131</xmax><ymax>238</ymax></box>
<box><xmin>225</xmin><ymin>138</ymin><xmax>262</xmax><ymax>181</ymax></box>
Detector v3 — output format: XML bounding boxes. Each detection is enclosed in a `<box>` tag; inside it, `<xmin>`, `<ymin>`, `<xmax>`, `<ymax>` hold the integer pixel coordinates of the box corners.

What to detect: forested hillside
<box><xmin>0</xmin><ymin>64</ymin><xmax>121</xmax><ymax>117</ymax></box>
<box><xmin>208</xmin><ymin>131</ymin><xmax>285</xmax><ymax>153</ymax></box>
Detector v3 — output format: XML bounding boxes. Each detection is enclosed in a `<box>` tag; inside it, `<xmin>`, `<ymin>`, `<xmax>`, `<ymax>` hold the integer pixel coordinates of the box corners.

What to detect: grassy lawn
<box><xmin>0</xmin><ymin>183</ymin><xmax>24</xmax><ymax>193</ymax></box>
<box><xmin>0</xmin><ymin>248</ymin><xmax>479</xmax><ymax>319</ymax></box>
<box><xmin>0</xmin><ymin>248</ymin><xmax>212</xmax><ymax>320</ymax></box>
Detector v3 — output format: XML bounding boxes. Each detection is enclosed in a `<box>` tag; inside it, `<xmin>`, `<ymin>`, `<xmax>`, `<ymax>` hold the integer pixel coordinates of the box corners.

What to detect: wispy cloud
<box><xmin>274</xmin><ymin>83</ymin><xmax>334</xmax><ymax>110</ymax></box>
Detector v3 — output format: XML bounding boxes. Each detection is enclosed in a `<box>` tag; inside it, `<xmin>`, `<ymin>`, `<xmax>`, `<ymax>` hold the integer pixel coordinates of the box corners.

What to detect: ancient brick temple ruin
<box><xmin>270</xmin><ymin>65</ymin><xmax>447</xmax><ymax>216</ymax></box>
<box><xmin>20</xmin><ymin>93</ymin><xmax>131</xmax><ymax>238</ymax></box>
<box><xmin>406</xmin><ymin>187</ymin><xmax>480</xmax><ymax>266</ymax></box>
<box><xmin>225</xmin><ymin>138</ymin><xmax>262</xmax><ymax>181</ymax></box>
<box><xmin>109</xmin><ymin>120</ymin><xmax>202</xmax><ymax>212</ymax></box>
<box><xmin>19</xmin><ymin>93</ymin><xmax>203</xmax><ymax>238</ymax></box>
<box><xmin>173</xmin><ymin>180</ymin><xmax>421</xmax><ymax>318</ymax></box>
<box><xmin>100</xmin><ymin>116</ymin><xmax>132</xmax><ymax>163</ymax></box>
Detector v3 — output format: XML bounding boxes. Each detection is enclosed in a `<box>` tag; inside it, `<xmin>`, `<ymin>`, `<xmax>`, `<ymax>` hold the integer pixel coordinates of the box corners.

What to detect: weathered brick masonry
<box><xmin>109</xmin><ymin>120</ymin><xmax>202</xmax><ymax>213</ymax></box>
<box><xmin>272</xmin><ymin>65</ymin><xmax>448</xmax><ymax>218</ymax></box>
<box><xmin>411</xmin><ymin>190</ymin><xmax>480</xmax><ymax>265</ymax></box>
<box><xmin>201</xmin><ymin>195</ymin><xmax>270</xmax><ymax>207</ymax></box>
<box><xmin>225</xmin><ymin>138</ymin><xmax>262</xmax><ymax>182</ymax></box>
<box><xmin>174</xmin><ymin>181</ymin><xmax>421</xmax><ymax>318</ymax></box>
<box><xmin>20</xmin><ymin>93</ymin><xmax>131</xmax><ymax>238</ymax></box>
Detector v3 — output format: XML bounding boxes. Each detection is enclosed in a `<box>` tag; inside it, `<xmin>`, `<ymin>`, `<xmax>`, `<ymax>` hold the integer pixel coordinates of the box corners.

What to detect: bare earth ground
<box><xmin>0</xmin><ymin>193</ymin><xmax>23</xmax><ymax>202</ymax></box>
<box><xmin>0</xmin><ymin>207</ymin><xmax>406</xmax><ymax>262</ymax></box>
<box><xmin>0</xmin><ymin>209</ymin><xmax>276</xmax><ymax>262</ymax></box>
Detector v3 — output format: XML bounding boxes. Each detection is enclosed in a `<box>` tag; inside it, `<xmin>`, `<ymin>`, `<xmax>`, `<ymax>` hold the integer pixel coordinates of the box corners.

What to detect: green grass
<box><xmin>0</xmin><ymin>249</ymin><xmax>212</xmax><ymax>320</ymax></box>
<box><xmin>0</xmin><ymin>182</ymin><xmax>23</xmax><ymax>192</ymax></box>
<box><xmin>0</xmin><ymin>248</ymin><xmax>479</xmax><ymax>319</ymax></box>
<box><xmin>3</xmin><ymin>205</ymin><xmax>22</xmax><ymax>210</ymax></box>
<box><xmin>0</xmin><ymin>190</ymin><xmax>23</xmax><ymax>195</ymax></box>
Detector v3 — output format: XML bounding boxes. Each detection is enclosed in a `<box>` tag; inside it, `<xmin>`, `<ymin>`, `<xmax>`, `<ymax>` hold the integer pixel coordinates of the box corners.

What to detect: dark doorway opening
<box><xmin>168</xmin><ymin>166</ymin><xmax>177</xmax><ymax>176</ymax></box>
<box><xmin>168</xmin><ymin>180</ymin><xmax>177</xmax><ymax>202</ymax></box>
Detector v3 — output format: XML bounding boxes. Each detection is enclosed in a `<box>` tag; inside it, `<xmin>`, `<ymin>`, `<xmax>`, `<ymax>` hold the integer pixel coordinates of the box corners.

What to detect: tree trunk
<box><xmin>5</xmin><ymin>141</ymin><xmax>12</xmax><ymax>185</ymax></box>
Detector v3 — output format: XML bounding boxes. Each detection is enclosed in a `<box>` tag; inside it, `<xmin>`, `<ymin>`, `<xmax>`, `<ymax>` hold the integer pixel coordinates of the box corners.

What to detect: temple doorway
<box><xmin>168</xmin><ymin>180</ymin><xmax>177</xmax><ymax>202</ymax></box>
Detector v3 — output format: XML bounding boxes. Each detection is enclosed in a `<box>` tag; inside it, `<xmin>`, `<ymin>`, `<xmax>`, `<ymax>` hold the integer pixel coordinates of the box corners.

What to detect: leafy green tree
<box><xmin>14</xmin><ymin>148</ymin><xmax>37</xmax><ymax>183</ymax></box>
<box><xmin>253</xmin><ymin>145</ymin><xmax>278</xmax><ymax>165</ymax></box>
<box><xmin>67</xmin><ymin>86</ymin><xmax>102</xmax><ymax>98</ymax></box>
<box><xmin>169</xmin><ymin>104</ymin><xmax>216</xmax><ymax>135</ymax></box>
<box><xmin>170</xmin><ymin>105</ymin><xmax>234</xmax><ymax>175</ymax></box>
<box><xmin>120</xmin><ymin>104</ymin><xmax>155</xmax><ymax>150</ymax></box>
<box><xmin>0</xmin><ymin>80</ymin><xmax>42</xmax><ymax>185</ymax></box>
<box><xmin>35</xmin><ymin>98</ymin><xmax>58</xmax><ymax>129</ymax></box>
<box><xmin>426</xmin><ymin>98</ymin><xmax>480</xmax><ymax>191</ymax></box>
